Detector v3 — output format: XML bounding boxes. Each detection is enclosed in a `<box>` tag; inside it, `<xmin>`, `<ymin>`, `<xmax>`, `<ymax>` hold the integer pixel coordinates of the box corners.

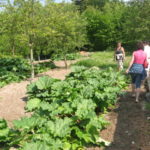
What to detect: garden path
<box><xmin>88</xmin><ymin>86</ymin><xmax>150</xmax><ymax>150</ymax></box>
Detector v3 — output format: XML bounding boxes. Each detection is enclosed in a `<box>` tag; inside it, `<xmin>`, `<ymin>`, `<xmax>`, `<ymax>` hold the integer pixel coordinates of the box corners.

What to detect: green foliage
<box><xmin>0</xmin><ymin>66</ymin><xmax>127</xmax><ymax>149</ymax></box>
<box><xmin>34</xmin><ymin>61</ymin><xmax>56</xmax><ymax>74</ymax></box>
<box><xmin>42</xmin><ymin>3</ymin><xmax>87</xmax><ymax>63</ymax></box>
<box><xmin>122</xmin><ymin>0</ymin><xmax>150</xmax><ymax>49</ymax></box>
<box><xmin>1</xmin><ymin>0</ymin><xmax>150</xmax><ymax>58</ymax></box>
<box><xmin>74</xmin><ymin>51</ymin><xmax>131</xmax><ymax>69</ymax></box>
<box><xmin>73</xmin><ymin>0</ymin><xmax>110</xmax><ymax>12</ymax></box>
<box><xmin>0</xmin><ymin>119</ymin><xmax>10</xmax><ymax>143</ymax></box>
<box><xmin>0</xmin><ymin>57</ymin><xmax>31</xmax><ymax>87</ymax></box>
<box><xmin>145</xmin><ymin>102</ymin><xmax>150</xmax><ymax>111</ymax></box>
<box><xmin>51</xmin><ymin>53</ymin><xmax>81</xmax><ymax>61</ymax></box>
<box><xmin>83</xmin><ymin>1</ymin><xmax>126</xmax><ymax>51</ymax></box>
<box><xmin>0</xmin><ymin>1</ymin><xmax>87</xmax><ymax>61</ymax></box>
<box><xmin>25</xmin><ymin>98</ymin><xmax>41</xmax><ymax>111</ymax></box>
<box><xmin>0</xmin><ymin>57</ymin><xmax>56</xmax><ymax>88</ymax></box>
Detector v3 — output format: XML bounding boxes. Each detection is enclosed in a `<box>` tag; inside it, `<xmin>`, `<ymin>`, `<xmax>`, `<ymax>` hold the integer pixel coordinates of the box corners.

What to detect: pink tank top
<box><xmin>133</xmin><ymin>49</ymin><xmax>147</xmax><ymax>64</ymax></box>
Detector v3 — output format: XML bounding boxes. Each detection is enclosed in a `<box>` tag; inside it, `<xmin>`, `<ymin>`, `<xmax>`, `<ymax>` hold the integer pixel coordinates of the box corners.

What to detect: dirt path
<box><xmin>88</xmin><ymin>87</ymin><xmax>150</xmax><ymax>150</ymax></box>
<box><xmin>0</xmin><ymin>60</ymin><xmax>73</xmax><ymax>124</ymax></box>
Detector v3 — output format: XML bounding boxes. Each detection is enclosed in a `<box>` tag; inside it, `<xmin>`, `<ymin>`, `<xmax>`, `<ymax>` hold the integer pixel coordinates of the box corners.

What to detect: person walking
<box><xmin>126</xmin><ymin>41</ymin><xmax>147</xmax><ymax>102</ymax></box>
<box><xmin>143</xmin><ymin>41</ymin><xmax>150</xmax><ymax>91</ymax></box>
<box><xmin>143</xmin><ymin>41</ymin><xmax>150</xmax><ymax>75</ymax></box>
<box><xmin>115</xmin><ymin>42</ymin><xmax>125</xmax><ymax>71</ymax></box>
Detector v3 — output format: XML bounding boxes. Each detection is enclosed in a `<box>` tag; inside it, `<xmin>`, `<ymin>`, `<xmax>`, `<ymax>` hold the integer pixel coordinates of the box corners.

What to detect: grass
<box><xmin>74</xmin><ymin>51</ymin><xmax>131</xmax><ymax>70</ymax></box>
<box><xmin>145</xmin><ymin>102</ymin><xmax>150</xmax><ymax>111</ymax></box>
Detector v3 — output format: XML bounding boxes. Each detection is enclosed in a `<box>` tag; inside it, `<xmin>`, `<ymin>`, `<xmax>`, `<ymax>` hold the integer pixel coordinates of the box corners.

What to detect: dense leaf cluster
<box><xmin>0</xmin><ymin>57</ymin><xmax>56</xmax><ymax>87</ymax></box>
<box><xmin>0</xmin><ymin>1</ymin><xmax>87</xmax><ymax>60</ymax></box>
<box><xmin>1</xmin><ymin>0</ymin><xmax>150</xmax><ymax>58</ymax></box>
<box><xmin>52</xmin><ymin>53</ymin><xmax>81</xmax><ymax>61</ymax></box>
<box><xmin>0</xmin><ymin>67</ymin><xmax>127</xmax><ymax>149</ymax></box>
<box><xmin>0</xmin><ymin>57</ymin><xmax>30</xmax><ymax>87</ymax></box>
<box><xmin>75</xmin><ymin>0</ymin><xmax>150</xmax><ymax>51</ymax></box>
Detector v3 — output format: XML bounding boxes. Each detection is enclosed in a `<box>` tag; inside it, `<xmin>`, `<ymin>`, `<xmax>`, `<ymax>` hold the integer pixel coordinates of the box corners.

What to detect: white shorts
<box><xmin>117</xmin><ymin>59</ymin><xmax>123</xmax><ymax>70</ymax></box>
<box><xmin>145</xmin><ymin>59</ymin><xmax>150</xmax><ymax>72</ymax></box>
<box><xmin>116</xmin><ymin>54</ymin><xmax>124</xmax><ymax>69</ymax></box>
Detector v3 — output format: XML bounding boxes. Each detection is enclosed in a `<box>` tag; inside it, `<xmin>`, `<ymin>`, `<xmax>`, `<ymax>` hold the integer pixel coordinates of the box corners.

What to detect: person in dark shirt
<box><xmin>114</xmin><ymin>42</ymin><xmax>125</xmax><ymax>70</ymax></box>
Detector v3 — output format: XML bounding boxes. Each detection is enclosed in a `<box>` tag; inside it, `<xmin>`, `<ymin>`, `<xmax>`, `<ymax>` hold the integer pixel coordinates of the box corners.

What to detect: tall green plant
<box><xmin>83</xmin><ymin>1</ymin><xmax>126</xmax><ymax>51</ymax></box>
<box><xmin>122</xmin><ymin>0</ymin><xmax>150</xmax><ymax>49</ymax></box>
<box><xmin>43</xmin><ymin>3</ymin><xmax>87</xmax><ymax>67</ymax></box>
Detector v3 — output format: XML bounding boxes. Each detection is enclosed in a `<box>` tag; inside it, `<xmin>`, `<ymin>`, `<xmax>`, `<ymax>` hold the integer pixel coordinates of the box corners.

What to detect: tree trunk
<box><xmin>30</xmin><ymin>43</ymin><xmax>35</xmax><ymax>79</ymax></box>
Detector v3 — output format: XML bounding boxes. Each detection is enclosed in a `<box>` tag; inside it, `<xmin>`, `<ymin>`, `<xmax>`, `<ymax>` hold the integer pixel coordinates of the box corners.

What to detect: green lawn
<box><xmin>74</xmin><ymin>51</ymin><xmax>131</xmax><ymax>71</ymax></box>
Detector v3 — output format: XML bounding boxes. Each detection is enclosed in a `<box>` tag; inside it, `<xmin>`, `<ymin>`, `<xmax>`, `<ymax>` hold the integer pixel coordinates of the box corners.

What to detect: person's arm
<box><xmin>126</xmin><ymin>53</ymin><xmax>134</xmax><ymax>73</ymax></box>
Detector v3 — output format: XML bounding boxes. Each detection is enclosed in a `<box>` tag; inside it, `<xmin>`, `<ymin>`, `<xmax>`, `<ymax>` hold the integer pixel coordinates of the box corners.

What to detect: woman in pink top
<box><xmin>126</xmin><ymin>41</ymin><xmax>147</xmax><ymax>102</ymax></box>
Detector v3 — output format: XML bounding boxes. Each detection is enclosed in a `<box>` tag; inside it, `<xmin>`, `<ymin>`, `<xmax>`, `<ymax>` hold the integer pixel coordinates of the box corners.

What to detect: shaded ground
<box><xmin>88</xmin><ymin>86</ymin><xmax>150</xmax><ymax>150</ymax></box>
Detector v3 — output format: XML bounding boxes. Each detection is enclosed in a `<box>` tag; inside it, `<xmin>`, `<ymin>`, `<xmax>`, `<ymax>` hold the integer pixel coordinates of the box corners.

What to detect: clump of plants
<box><xmin>0</xmin><ymin>67</ymin><xmax>127</xmax><ymax>149</ymax></box>
<box><xmin>0</xmin><ymin>57</ymin><xmax>56</xmax><ymax>88</ymax></box>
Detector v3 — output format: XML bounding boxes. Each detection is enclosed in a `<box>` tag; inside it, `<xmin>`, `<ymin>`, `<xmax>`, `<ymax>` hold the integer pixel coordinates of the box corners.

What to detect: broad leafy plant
<box><xmin>0</xmin><ymin>67</ymin><xmax>127</xmax><ymax>149</ymax></box>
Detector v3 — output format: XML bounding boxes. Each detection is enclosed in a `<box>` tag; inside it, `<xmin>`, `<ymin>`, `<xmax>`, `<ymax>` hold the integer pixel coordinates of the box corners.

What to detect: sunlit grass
<box><xmin>75</xmin><ymin>51</ymin><xmax>131</xmax><ymax>70</ymax></box>
<box><xmin>145</xmin><ymin>102</ymin><xmax>150</xmax><ymax>111</ymax></box>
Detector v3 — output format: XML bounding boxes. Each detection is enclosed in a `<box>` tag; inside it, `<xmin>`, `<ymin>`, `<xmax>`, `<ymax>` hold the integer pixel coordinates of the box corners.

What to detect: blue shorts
<box><xmin>131</xmin><ymin>74</ymin><xmax>143</xmax><ymax>88</ymax></box>
<box><xmin>131</xmin><ymin>70</ymin><xmax>146</xmax><ymax>88</ymax></box>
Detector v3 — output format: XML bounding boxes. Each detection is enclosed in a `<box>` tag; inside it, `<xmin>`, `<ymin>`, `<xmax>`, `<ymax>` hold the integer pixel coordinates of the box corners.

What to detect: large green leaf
<box><xmin>36</xmin><ymin>76</ymin><xmax>58</xmax><ymax>90</ymax></box>
<box><xmin>0</xmin><ymin>119</ymin><xmax>7</xmax><ymax>129</ymax></box>
<box><xmin>21</xmin><ymin>142</ymin><xmax>50</xmax><ymax>150</ymax></box>
<box><xmin>26</xmin><ymin>98</ymin><xmax>41</xmax><ymax>111</ymax></box>
<box><xmin>75</xmin><ymin>99</ymin><xmax>96</xmax><ymax>119</ymax></box>
<box><xmin>46</xmin><ymin>118</ymin><xmax>72</xmax><ymax>138</ymax></box>
<box><xmin>0</xmin><ymin>128</ymin><xmax>9</xmax><ymax>138</ymax></box>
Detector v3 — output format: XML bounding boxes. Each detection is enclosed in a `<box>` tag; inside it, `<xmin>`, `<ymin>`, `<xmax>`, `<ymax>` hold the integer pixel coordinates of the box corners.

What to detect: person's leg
<box><xmin>131</xmin><ymin>84</ymin><xmax>135</xmax><ymax>96</ymax></box>
<box><xmin>131</xmin><ymin>74</ymin><xmax>136</xmax><ymax>96</ymax></box>
<box><xmin>117</xmin><ymin>60</ymin><xmax>121</xmax><ymax>71</ymax></box>
<box><xmin>135</xmin><ymin>74</ymin><xmax>142</xmax><ymax>102</ymax></box>
<box><xmin>135</xmin><ymin>88</ymin><xmax>140</xmax><ymax>102</ymax></box>
<box><xmin>120</xmin><ymin>60</ymin><xmax>123</xmax><ymax>70</ymax></box>
<box><xmin>118</xmin><ymin>57</ymin><xmax>124</xmax><ymax>71</ymax></box>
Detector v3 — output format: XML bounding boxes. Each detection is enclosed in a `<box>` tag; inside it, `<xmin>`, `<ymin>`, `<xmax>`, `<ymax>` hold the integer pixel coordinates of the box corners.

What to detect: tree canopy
<box><xmin>0</xmin><ymin>0</ymin><xmax>150</xmax><ymax>56</ymax></box>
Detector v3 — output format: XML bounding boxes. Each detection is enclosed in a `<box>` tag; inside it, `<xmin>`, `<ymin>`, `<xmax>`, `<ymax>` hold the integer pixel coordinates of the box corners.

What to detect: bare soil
<box><xmin>87</xmin><ymin>86</ymin><xmax>150</xmax><ymax>150</ymax></box>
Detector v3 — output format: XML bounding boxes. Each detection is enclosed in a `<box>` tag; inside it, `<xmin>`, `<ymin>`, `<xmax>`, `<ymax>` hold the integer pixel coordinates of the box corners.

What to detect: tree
<box><xmin>13</xmin><ymin>0</ymin><xmax>44</xmax><ymax>78</ymax></box>
<box><xmin>73</xmin><ymin>0</ymin><xmax>110</xmax><ymax>12</ymax></box>
<box><xmin>122</xmin><ymin>0</ymin><xmax>150</xmax><ymax>49</ymax></box>
<box><xmin>0</xmin><ymin>0</ymin><xmax>87</xmax><ymax>69</ymax></box>
<box><xmin>0</xmin><ymin>0</ymin><xmax>19</xmax><ymax>55</ymax></box>
<box><xmin>43</xmin><ymin>3</ymin><xmax>87</xmax><ymax>67</ymax></box>
<box><xmin>83</xmin><ymin>1</ymin><xmax>126</xmax><ymax>51</ymax></box>
<box><xmin>4</xmin><ymin>3</ymin><xmax>19</xmax><ymax>55</ymax></box>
